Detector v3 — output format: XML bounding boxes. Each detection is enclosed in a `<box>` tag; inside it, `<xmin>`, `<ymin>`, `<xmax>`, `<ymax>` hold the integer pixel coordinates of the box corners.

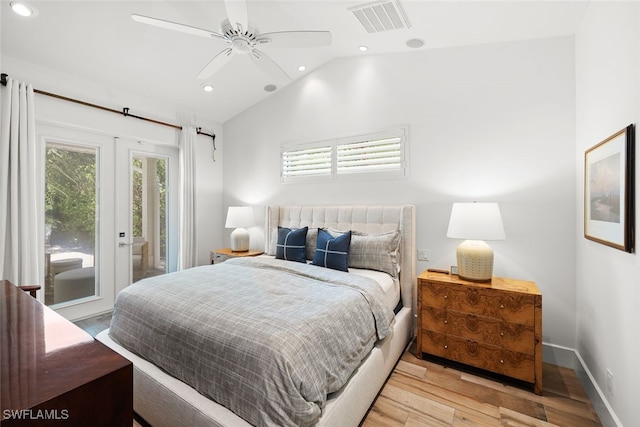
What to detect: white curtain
<box><xmin>0</xmin><ymin>78</ymin><xmax>42</xmax><ymax>285</ymax></box>
<box><xmin>178</xmin><ymin>126</ymin><xmax>197</xmax><ymax>270</ymax></box>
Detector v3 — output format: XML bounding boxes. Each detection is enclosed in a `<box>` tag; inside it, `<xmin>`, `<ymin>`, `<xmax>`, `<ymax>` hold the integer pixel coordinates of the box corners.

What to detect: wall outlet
<box><xmin>606</xmin><ymin>369</ymin><xmax>614</xmax><ymax>395</ymax></box>
<box><xmin>417</xmin><ymin>249</ymin><xmax>430</xmax><ymax>261</ymax></box>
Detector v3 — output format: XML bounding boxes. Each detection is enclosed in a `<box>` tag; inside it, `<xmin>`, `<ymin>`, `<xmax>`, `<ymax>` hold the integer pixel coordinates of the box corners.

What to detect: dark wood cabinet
<box><xmin>1</xmin><ymin>280</ymin><xmax>132</xmax><ymax>426</ymax></box>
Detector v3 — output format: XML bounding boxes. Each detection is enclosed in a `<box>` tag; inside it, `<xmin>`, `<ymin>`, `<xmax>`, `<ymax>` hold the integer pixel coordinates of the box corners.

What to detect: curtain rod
<box><xmin>1</xmin><ymin>73</ymin><xmax>215</xmax><ymax>139</ymax></box>
<box><xmin>1</xmin><ymin>73</ymin><xmax>181</xmax><ymax>130</ymax></box>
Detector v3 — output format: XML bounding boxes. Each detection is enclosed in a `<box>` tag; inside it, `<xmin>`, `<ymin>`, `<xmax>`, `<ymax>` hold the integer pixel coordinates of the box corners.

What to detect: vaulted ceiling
<box><xmin>1</xmin><ymin>1</ymin><xmax>589</xmax><ymax>123</ymax></box>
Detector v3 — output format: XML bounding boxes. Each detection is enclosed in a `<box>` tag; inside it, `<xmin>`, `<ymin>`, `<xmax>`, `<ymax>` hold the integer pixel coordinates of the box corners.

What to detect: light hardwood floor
<box><xmin>79</xmin><ymin>315</ymin><xmax>601</xmax><ymax>427</ymax></box>
<box><xmin>363</xmin><ymin>345</ymin><xmax>601</xmax><ymax>427</ymax></box>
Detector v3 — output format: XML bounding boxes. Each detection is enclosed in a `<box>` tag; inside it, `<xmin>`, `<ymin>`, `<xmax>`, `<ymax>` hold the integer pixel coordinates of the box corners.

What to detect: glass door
<box><xmin>44</xmin><ymin>142</ymin><xmax>99</xmax><ymax>306</ymax></box>
<box><xmin>114</xmin><ymin>141</ymin><xmax>178</xmax><ymax>297</ymax></box>
<box><xmin>41</xmin><ymin>123</ymin><xmax>178</xmax><ymax>321</ymax></box>
<box><xmin>41</xmin><ymin>125</ymin><xmax>116</xmax><ymax>320</ymax></box>
<box><xmin>130</xmin><ymin>155</ymin><xmax>167</xmax><ymax>281</ymax></box>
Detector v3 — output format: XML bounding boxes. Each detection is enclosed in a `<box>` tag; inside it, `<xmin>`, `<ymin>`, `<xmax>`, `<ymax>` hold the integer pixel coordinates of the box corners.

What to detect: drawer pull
<box><xmin>444</xmin><ymin>320</ymin><xmax>448</xmax><ymax>324</ymax></box>
<box><xmin>500</xmin><ymin>359</ymin><xmax>504</xmax><ymax>364</ymax></box>
<box><xmin>500</xmin><ymin>332</ymin><xmax>504</xmax><ymax>337</ymax></box>
<box><xmin>444</xmin><ymin>345</ymin><xmax>448</xmax><ymax>349</ymax></box>
<box><xmin>444</xmin><ymin>295</ymin><xmax>448</xmax><ymax>299</ymax></box>
<box><xmin>500</xmin><ymin>304</ymin><xmax>504</xmax><ymax>309</ymax></box>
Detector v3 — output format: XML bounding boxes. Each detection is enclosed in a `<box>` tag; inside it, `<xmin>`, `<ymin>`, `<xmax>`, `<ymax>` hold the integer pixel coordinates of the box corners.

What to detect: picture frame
<box><xmin>584</xmin><ymin>124</ymin><xmax>635</xmax><ymax>252</ymax></box>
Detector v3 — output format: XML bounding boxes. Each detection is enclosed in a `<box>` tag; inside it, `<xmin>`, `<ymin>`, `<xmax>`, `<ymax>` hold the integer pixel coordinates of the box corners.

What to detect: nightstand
<box><xmin>416</xmin><ymin>271</ymin><xmax>543</xmax><ymax>395</ymax></box>
<box><xmin>210</xmin><ymin>248</ymin><xmax>264</xmax><ymax>264</ymax></box>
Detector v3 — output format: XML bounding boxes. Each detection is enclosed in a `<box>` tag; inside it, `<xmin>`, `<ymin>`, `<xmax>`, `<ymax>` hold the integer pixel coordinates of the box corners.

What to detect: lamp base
<box><xmin>230</xmin><ymin>228</ymin><xmax>250</xmax><ymax>252</ymax></box>
<box><xmin>456</xmin><ymin>240</ymin><xmax>493</xmax><ymax>282</ymax></box>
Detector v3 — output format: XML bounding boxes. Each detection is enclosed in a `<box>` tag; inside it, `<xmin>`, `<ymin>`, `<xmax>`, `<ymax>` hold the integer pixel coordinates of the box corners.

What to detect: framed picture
<box><xmin>584</xmin><ymin>124</ymin><xmax>635</xmax><ymax>252</ymax></box>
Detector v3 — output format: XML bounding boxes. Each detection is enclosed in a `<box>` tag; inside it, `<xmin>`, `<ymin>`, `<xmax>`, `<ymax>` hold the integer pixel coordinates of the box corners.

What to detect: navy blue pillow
<box><xmin>275</xmin><ymin>226</ymin><xmax>308</xmax><ymax>263</ymax></box>
<box><xmin>312</xmin><ymin>229</ymin><xmax>351</xmax><ymax>272</ymax></box>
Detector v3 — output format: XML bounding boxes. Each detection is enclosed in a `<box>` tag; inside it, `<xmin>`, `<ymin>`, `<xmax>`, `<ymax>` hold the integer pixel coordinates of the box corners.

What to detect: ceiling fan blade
<box><xmin>257</xmin><ymin>31</ymin><xmax>332</xmax><ymax>48</ymax></box>
<box><xmin>132</xmin><ymin>14</ymin><xmax>225</xmax><ymax>40</ymax></box>
<box><xmin>224</xmin><ymin>0</ymin><xmax>249</xmax><ymax>33</ymax></box>
<box><xmin>198</xmin><ymin>48</ymin><xmax>234</xmax><ymax>79</ymax></box>
<box><xmin>250</xmin><ymin>49</ymin><xmax>291</xmax><ymax>83</ymax></box>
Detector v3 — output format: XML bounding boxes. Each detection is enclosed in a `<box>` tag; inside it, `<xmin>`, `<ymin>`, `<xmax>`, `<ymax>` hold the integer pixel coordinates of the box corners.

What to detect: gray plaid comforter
<box><xmin>109</xmin><ymin>257</ymin><xmax>395</xmax><ymax>427</ymax></box>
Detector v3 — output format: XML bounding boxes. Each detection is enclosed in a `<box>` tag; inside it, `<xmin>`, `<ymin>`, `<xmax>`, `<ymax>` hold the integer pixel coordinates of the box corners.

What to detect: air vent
<box><xmin>349</xmin><ymin>0</ymin><xmax>411</xmax><ymax>33</ymax></box>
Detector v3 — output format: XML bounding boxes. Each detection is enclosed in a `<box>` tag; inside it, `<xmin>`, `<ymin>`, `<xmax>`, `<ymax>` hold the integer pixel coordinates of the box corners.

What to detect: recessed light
<box><xmin>297</xmin><ymin>65</ymin><xmax>306</xmax><ymax>72</ymax></box>
<box><xmin>406</xmin><ymin>38</ymin><xmax>424</xmax><ymax>49</ymax></box>
<box><xmin>10</xmin><ymin>1</ymin><xmax>36</xmax><ymax>17</ymax></box>
<box><xmin>358</xmin><ymin>45</ymin><xmax>369</xmax><ymax>52</ymax></box>
<box><xmin>201</xmin><ymin>83</ymin><xmax>214</xmax><ymax>92</ymax></box>
<box><xmin>264</xmin><ymin>84</ymin><xmax>277</xmax><ymax>92</ymax></box>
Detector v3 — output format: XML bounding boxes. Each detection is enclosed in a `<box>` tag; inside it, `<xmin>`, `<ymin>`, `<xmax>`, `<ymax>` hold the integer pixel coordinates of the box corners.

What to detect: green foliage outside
<box><xmin>45</xmin><ymin>146</ymin><xmax>96</xmax><ymax>249</ymax></box>
<box><xmin>157</xmin><ymin>159</ymin><xmax>166</xmax><ymax>260</ymax></box>
<box><xmin>45</xmin><ymin>146</ymin><xmax>166</xmax><ymax>261</ymax></box>
<box><xmin>132</xmin><ymin>158</ymin><xmax>143</xmax><ymax>237</ymax></box>
<box><xmin>132</xmin><ymin>157</ymin><xmax>167</xmax><ymax>260</ymax></box>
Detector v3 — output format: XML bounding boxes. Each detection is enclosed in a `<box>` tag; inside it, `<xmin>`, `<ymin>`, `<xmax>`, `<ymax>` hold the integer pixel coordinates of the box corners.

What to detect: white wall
<box><xmin>2</xmin><ymin>55</ymin><xmax>225</xmax><ymax>267</ymax></box>
<box><xmin>575</xmin><ymin>3</ymin><xmax>640</xmax><ymax>426</ymax></box>
<box><xmin>224</xmin><ymin>37</ymin><xmax>577</xmax><ymax>348</ymax></box>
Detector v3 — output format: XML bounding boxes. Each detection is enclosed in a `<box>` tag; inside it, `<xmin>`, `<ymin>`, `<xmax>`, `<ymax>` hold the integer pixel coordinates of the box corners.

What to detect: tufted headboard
<box><xmin>264</xmin><ymin>205</ymin><xmax>416</xmax><ymax>311</ymax></box>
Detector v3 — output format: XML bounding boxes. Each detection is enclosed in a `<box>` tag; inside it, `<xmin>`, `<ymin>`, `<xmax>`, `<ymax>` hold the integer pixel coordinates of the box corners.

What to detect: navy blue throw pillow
<box><xmin>312</xmin><ymin>229</ymin><xmax>351</xmax><ymax>272</ymax></box>
<box><xmin>275</xmin><ymin>226</ymin><xmax>308</xmax><ymax>263</ymax></box>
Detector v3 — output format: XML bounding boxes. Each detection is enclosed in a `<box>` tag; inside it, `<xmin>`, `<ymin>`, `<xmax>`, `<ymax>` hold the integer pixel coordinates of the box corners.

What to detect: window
<box><xmin>45</xmin><ymin>142</ymin><xmax>98</xmax><ymax>306</ymax></box>
<box><xmin>281</xmin><ymin>142</ymin><xmax>332</xmax><ymax>178</ymax></box>
<box><xmin>281</xmin><ymin>127</ymin><xmax>407</xmax><ymax>182</ymax></box>
<box><xmin>337</xmin><ymin>131</ymin><xmax>403</xmax><ymax>174</ymax></box>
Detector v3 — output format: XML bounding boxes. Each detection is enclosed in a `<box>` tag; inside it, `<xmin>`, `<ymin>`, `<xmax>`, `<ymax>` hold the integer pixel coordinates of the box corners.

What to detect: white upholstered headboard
<box><xmin>264</xmin><ymin>205</ymin><xmax>416</xmax><ymax>311</ymax></box>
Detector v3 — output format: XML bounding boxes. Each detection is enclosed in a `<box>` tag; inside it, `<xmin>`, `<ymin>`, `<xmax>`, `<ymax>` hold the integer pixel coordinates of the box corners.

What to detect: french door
<box><xmin>41</xmin><ymin>124</ymin><xmax>178</xmax><ymax>321</ymax></box>
<box><xmin>114</xmin><ymin>140</ymin><xmax>178</xmax><ymax>298</ymax></box>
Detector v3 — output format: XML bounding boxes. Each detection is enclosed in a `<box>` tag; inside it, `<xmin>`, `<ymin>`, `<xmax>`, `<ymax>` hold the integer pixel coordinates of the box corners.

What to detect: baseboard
<box><xmin>543</xmin><ymin>343</ymin><xmax>621</xmax><ymax>427</ymax></box>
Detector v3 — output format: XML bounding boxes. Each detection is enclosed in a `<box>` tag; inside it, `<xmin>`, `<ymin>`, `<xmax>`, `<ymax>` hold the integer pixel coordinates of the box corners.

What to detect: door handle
<box><xmin>119</xmin><ymin>242</ymin><xmax>134</xmax><ymax>247</ymax></box>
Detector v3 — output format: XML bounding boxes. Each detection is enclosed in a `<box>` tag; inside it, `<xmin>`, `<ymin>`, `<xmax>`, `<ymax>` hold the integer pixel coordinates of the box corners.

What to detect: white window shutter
<box><xmin>282</xmin><ymin>144</ymin><xmax>332</xmax><ymax>178</ymax></box>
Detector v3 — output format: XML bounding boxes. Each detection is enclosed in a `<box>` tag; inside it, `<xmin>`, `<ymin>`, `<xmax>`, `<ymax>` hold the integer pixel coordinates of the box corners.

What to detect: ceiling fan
<box><xmin>132</xmin><ymin>0</ymin><xmax>332</xmax><ymax>83</ymax></box>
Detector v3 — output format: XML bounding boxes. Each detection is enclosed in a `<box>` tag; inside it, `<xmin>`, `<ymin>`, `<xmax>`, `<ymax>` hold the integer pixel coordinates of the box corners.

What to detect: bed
<box><xmin>97</xmin><ymin>205</ymin><xmax>416</xmax><ymax>426</ymax></box>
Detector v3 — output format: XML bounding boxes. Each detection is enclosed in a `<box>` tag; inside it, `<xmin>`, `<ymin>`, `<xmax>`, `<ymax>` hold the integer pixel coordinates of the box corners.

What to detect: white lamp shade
<box><xmin>225</xmin><ymin>207</ymin><xmax>255</xmax><ymax>229</ymax></box>
<box><xmin>446</xmin><ymin>203</ymin><xmax>506</xmax><ymax>241</ymax></box>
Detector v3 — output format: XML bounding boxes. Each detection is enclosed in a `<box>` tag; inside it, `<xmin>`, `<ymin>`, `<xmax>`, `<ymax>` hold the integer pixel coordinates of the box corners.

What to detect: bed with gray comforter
<box><xmin>109</xmin><ymin>256</ymin><xmax>395</xmax><ymax>427</ymax></box>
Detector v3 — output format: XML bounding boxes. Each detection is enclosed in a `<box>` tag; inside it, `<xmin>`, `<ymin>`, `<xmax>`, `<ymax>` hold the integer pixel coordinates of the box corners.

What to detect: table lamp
<box><xmin>446</xmin><ymin>202</ymin><xmax>506</xmax><ymax>282</ymax></box>
<box><xmin>225</xmin><ymin>206</ymin><xmax>255</xmax><ymax>252</ymax></box>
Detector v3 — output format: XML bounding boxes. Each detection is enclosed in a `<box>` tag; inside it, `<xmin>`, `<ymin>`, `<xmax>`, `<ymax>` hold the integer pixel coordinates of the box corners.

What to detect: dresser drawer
<box><xmin>420</xmin><ymin>282</ymin><xmax>535</xmax><ymax>326</ymax></box>
<box><xmin>421</xmin><ymin>330</ymin><xmax>535</xmax><ymax>383</ymax></box>
<box><xmin>420</xmin><ymin>306</ymin><xmax>535</xmax><ymax>354</ymax></box>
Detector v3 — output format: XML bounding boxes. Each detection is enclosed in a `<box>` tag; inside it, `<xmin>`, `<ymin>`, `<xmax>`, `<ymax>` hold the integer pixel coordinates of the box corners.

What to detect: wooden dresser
<box><xmin>416</xmin><ymin>271</ymin><xmax>542</xmax><ymax>395</ymax></box>
<box><xmin>1</xmin><ymin>280</ymin><xmax>133</xmax><ymax>426</ymax></box>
